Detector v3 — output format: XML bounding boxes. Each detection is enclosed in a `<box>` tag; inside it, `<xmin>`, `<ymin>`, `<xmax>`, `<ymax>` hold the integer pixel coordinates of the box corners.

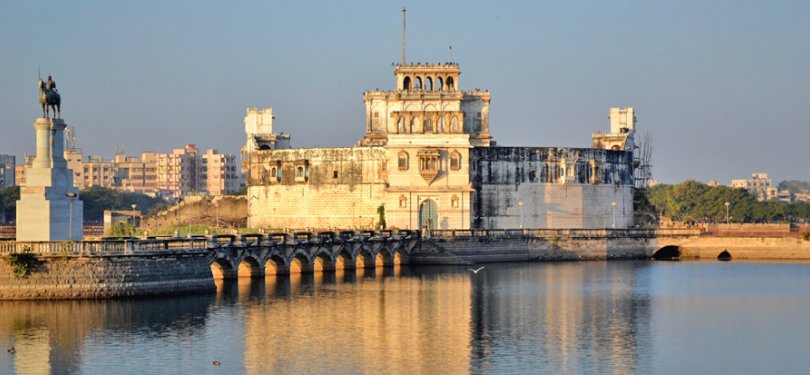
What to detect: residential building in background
<box><xmin>201</xmin><ymin>149</ymin><xmax>242</xmax><ymax>196</ymax></box>
<box><xmin>14</xmin><ymin>128</ymin><xmax>243</xmax><ymax>199</ymax></box>
<box><xmin>0</xmin><ymin>154</ymin><xmax>15</xmax><ymax>188</ymax></box>
<box><xmin>730</xmin><ymin>173</ymin><xmax>776</xmax><ymax>201</ymax></box>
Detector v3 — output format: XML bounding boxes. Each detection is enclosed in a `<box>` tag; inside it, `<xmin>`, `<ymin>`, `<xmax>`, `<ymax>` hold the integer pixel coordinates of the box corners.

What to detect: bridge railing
<box><xmin>0</xmin><ymin>238</ymin><xmax>209</xmax><ymax>256</ymax></box>
<box><xmin>429</xmin><ymin>228</ymin><xmax>671</xmax><ymax>240</ymax></box>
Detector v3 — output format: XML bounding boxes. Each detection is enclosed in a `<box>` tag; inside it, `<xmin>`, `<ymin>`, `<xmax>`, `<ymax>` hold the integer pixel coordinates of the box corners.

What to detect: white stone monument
<box><xmin>16</xmin><ymin>76</ymin><xmax>83</xmax><ymax>241</ymax></box>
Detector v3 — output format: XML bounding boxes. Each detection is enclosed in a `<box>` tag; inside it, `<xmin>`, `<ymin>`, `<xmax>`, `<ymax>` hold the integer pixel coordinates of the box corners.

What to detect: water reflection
<box><xmin>1</xmin><ymin>261</ymin><xmax>810</xmax><ymax>374</ymax></box>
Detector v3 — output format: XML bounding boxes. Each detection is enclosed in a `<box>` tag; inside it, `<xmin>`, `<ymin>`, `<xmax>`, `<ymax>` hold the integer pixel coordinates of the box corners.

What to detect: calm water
<box><xmin>1</xmin><ymin>261</ymin><xmax>810</xmax><ymax>375</ymax></box>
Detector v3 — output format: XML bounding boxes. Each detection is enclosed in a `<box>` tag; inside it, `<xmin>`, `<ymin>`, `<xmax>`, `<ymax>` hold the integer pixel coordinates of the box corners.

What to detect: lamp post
<box><xmin>131</xmin><ymin>204</ymin><xmax>137</xmax><ymax>230</ymax></box>
<box><xmin>65</xmin><ymin>192</ymin><xmax>77</xmax><ymax>240</ymax></box>
<box><xmin>611</xmin><ymin>201</ymin><xmax>617</xmax><ymax>229</ymax></box>
<box><xmin>725</xmin><ymin>201</ymin><xmax>730</xmax><ymax>225</ymax></box>
<box><xmin>214</xmin><ymin>200</ymin><xmax>219</xmax><ymax>228</ymax></box>
<box><xmin>518</xmin><ymin>200</ymin><xmax>524</xmax><ymax>229</ymax></box>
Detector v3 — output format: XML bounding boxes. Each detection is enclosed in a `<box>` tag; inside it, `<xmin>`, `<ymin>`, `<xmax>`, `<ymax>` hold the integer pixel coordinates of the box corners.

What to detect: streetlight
<box><xmin>611</xmin><ymin>201</ymin><xmax>617</xmax><ymax>229</ymax></box>
<box><xmin>131</xmin><ymin>204</ymin><xmax>137</xmax><ymax>230</ymax></box>
<box><xmin>65</xmin><ymin>192</ymin><xmax>77</xmax><ymax>240</ymax></box>
<box><xmin>725</xmin><ymin>201</ymin><xmax>730</xmax><ymax>225</ymax></box>
<box><xmin>518</xmin><ymin>200</ymin><xmax>524</xmax><ymax>229</ymax></box>
<box><xmin>214</xmin><ymin>200</ymin><xmax>219</xmax><ymax>228</ymax></box>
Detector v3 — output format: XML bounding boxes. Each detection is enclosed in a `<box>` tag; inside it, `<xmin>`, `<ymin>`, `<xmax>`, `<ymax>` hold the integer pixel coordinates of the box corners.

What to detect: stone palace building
<box><xmin>243</xmin><ymin>62</ymin><xmax>636</xmax><ymax>231</ymax></box>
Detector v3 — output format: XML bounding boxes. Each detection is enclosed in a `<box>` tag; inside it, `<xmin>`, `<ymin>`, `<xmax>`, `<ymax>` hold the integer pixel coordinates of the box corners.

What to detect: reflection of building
<box><xmin>245</xmin><ymin>61</ymin><xmax>636</xmax><ymax>230</ymax></box>
<box><xmin>730</xmin><ymin>173</ymin><xmax>776</xmax><ymax>201</ymax></box>
<box><xmin>242</xmin><ymin>274</ymin><xmax>472</xmax><ymax>375</ymax></box>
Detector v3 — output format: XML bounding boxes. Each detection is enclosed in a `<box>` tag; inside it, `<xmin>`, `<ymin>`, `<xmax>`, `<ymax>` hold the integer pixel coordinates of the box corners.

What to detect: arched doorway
<box><xmin>419</xmin><ymin>199</ymin><xmax>438</xmax><ymax>231</ymax></box>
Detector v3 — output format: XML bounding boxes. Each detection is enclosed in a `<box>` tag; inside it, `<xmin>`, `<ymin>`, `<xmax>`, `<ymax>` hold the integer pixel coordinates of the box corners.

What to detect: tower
<box><xmin>16</xmin><ymin>114</ymin><xmax>84</xmax><ymax>241</ymax></box>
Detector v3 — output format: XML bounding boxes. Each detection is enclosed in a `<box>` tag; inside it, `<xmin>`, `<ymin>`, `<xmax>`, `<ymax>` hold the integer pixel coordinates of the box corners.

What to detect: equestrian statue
<box><xmin>38</xmin><ymin>75</ymin><xmax>61</xmax><ymax>119</ymax></box>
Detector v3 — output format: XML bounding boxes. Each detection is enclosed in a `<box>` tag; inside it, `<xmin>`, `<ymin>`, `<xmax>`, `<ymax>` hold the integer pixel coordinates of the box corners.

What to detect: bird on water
<box><xmin>213</xmin><ymin>360</ymin><xmax>221</xmax><ymax>367</ymax></box>
<box><xmin>468</xmin><ymin>266</ymin><xmax>486</xmax><ymax>274</ymax></box>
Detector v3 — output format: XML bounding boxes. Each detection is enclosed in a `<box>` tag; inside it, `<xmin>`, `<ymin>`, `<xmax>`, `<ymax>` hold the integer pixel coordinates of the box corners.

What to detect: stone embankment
<box><xmin>0</xmin><ymin>239</ymin><xmax>214</xmax><ymax>300</ymax></box>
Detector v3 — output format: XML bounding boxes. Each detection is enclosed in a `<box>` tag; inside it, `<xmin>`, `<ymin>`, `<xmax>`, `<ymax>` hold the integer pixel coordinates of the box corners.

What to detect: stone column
<box><xmin>50</xmin><ymin>119</ymin><xmax>67</xmax><ymax>169</ymax></box>
<box><xmin>33</xmin><ymin>118</ymin><xmax>51</xmax><ymax>169</ymax></box>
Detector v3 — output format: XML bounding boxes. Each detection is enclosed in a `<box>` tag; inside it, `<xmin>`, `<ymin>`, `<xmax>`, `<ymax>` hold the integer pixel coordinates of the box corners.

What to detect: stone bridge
<box><xmin>208</xmin><ymin>230</ymin><xmax>420</xmax><ymax>279</ymax></box>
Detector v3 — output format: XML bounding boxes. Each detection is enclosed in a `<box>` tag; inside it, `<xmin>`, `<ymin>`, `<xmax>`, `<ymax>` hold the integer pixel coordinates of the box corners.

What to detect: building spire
<box><xmin>401</xmin><ymin>6</ymin><xmax>406</xmax><ymax>65</ymax></box>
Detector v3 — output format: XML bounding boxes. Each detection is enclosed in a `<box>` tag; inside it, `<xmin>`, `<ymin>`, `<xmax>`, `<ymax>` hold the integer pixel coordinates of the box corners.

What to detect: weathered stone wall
<box><xmin>472</xmin><ymin>147</ymin><xmax>635</xmax><ymax>229</ymax></box>
<box><xmin>416</xmin><ymin>236</ymin><xmax>651</xmax><ymax>264</ymax></box>
<box><xmin>655</xmin><ymin>236</ymin><xmax>810</xmax><ymax>260</ymax></box>
<box><xmin>0</xmin><ymin>252</ymin><xmax>214</xmax><ymax>300</ymax></box>
<box><xmin>246</xmin><ymin>147</ymin><xmax>388</xmax><ymax>229</ymax></box>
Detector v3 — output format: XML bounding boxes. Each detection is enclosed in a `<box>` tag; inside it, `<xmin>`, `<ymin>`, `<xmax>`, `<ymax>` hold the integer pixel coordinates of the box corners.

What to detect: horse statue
<box><xmin>38</xmin><ymin>75</ymin><xmax>61</xmax><ymax>119</ymax></box>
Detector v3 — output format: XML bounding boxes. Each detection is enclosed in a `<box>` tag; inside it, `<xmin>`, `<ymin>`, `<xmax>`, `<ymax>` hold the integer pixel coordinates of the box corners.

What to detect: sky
<box><xmin>1</xmin><ymin>0</ymin><xmax>808</xmax><ymax>184</ymax></box>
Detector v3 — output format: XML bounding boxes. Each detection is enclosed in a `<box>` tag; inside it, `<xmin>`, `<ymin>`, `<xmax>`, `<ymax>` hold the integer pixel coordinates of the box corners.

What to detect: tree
<box><xmin>80</xmin><ymin>186</ymin><xmax>165</xmax><ymax>224</ymax></box>
<box><xmin>0</xmin><ymin>186</ymin><xmax>20</xmax><ymax>223</ymax></box>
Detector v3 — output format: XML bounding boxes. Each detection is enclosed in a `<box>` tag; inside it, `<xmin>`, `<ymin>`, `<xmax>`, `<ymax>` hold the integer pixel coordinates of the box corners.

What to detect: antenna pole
<box><xmin>401</xmin><ymin>6</ymin><xmax>406</xmax><ymax>65</ymax></box>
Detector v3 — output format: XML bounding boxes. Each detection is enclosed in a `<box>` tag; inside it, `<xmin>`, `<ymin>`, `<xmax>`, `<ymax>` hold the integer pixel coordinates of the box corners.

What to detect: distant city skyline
<box><xmin>1</xmin><ymin>1</ymin><xmax>808</xmax><ymax>184</ymax></box>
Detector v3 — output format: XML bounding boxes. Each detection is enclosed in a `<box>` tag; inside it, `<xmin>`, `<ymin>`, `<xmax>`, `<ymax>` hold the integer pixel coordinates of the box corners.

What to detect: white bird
<box><xmin>467</xmin><ymin>266</ymin><xmax>485</xmax><ymax>274</ymax></box>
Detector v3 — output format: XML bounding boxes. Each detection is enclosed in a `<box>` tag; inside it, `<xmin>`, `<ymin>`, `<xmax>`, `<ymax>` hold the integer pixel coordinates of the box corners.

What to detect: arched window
<box><xmin>450</xmin><ymin>117</ymin><xmax>459</xmax><ymax>133</ymax></box>
<box><xmin>438</xmin><ymin>117</ymin><xmax>445</xmax><ymax>133</ymax></box>
<box><xmin>398</xmin><ymin>151</ymin><xmax>409</xmax><ymax>170</ymax></box>
<box><xmin>446</xmin><ymin>77</ymin><xmax>455</xmax><ymax>90</ymax></box>
<box><xmin>426</xmin><ymin>77</ymin><xmax>433</xmax><ymax>91</ymax></box>
<box><xmin>399</xmin><ymin>195</ymin><xmax>408</xmax><ymax>208</ymax></box>
<box><xmin>410</xmin><ymin>117</ymin><xmax>419</xmax><ymax>133</ymax></box>
<box><xmin>403</xmin><ymin>76</ymin><xmax>412</xmax><ymax>90</ymax></box>
<box><xmin>424</xmin><ymin>117</ymin><xmax>433</xmax><ymax>133</ymax></box>
<box><xmin>415</xmin><ymin>77</ymin><xmax>422</xmax><ymax>89</ymax></box>
<box><xmin>451</xmin><ymin>195</ymin><xmax>460</xmax><ymax>208</ymax></box>
<box><xmin>296</xmin><ymin>166</ymin><xmax>305</xmax><ymax>178</ymax></box>
<box><xmin>450</xmin><ymin>151</ymin><xmax>461</xmax><ymax>170</ymax></box>
<box><xmin>436</xmin><ymin>77</ymin><xmax>443</xmax><ymax>91</ymax></box>
<box><xmin>398</xmin><ymin>116</ymin><xmax>406</xmax><ymax>133</ymax></box>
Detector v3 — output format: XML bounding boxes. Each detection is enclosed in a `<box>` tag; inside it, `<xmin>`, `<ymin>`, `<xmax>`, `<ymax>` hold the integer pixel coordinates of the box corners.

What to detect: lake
<box><xmin>1</xmin><ymin>261</ymin><xmax>809</xmax><ymax>374</ymax></box>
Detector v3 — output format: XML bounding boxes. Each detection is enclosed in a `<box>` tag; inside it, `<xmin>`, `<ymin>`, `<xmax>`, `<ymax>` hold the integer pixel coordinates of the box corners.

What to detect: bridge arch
<box><xmin>289</xmin><ymin>252</ymin><xmax>313</xmax><ymax>274</ymax></box>
<box><xmin>237</xmin><ymin>256</ymin><xmax>262</xmax><ymax>278</ymax></box>
<box><xmin>210</xmin><ymin>257</ymin><xmax>236</xmax><ymax>280</ymax></box>
<box><xmin>356</xmin><ymin>250</ymin><xmax>374</xmax><ymax>269</ymax></box>
<box><xmin>652</xmin><ymin>245</ymin><xmax>681</xmax><ymax>260</ymax></box>
<box><xmin>334</xmin><ymin>249</ymin><xmax>354</xmax><ymax>270</ymax></box>
<box><xmin>264</xmin><ymin>254</ymin><xmax>287</xmax><ymax>275</ymax></box>
<box><xmin>313</xmin><ymin>251</ymin><xmax>335</xmax><ymax>272</ymax></box>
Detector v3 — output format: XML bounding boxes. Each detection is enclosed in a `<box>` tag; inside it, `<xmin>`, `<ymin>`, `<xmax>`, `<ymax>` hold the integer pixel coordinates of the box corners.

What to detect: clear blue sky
<box><xmin>1</xmin><ymin>0</ymin><xmax>808</xmax><ymax>184</ymax></box>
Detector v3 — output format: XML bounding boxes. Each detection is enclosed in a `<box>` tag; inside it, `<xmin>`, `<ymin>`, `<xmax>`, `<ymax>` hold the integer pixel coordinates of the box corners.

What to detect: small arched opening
<box><xmin>403</xmin><ymin>76</ymin><xmax>412</xmax><ymax>90</ymax></box>
<box><xmin>335</xmin><ymin>251</ymin><xmax>353</xmax><ymax>270</ymax></box>
<box><xmin>415</xmin><ymin>77</ymin><xmax>423</xmax><ymax>90</ymax></box>
<box><xmin>436</xmin><ymin>77</ymin><xmax>443</xmax><ymax>91</ymax></box>
<box><xmin>210</xmin><ymin>258</ymin><xmax>235</xmax><ymax>280</ymax></box>
<box><xmin>426</xmin><ymin>77</ymin><xmax>433</xmax><ymax>91</ymax></box>
<box><xmin>717</xmin><ymin>250</ymin><xmax>732</xmax><ymax>261</ymax></box>
<box><xmin>265</xmin><ymin>255</ymin><xmax>287</xmax><ymax>276</ymax></box>
<box><xmin>237</xmin><ymin>257</ymin><xmax>262</xmax><ymax>278</ymax></box>
<box><xmin>313</xmin><ymin>252</ymin><xmax>335</xmax><ymax>273</ymax></box>
<box><xmin>289</xmin><ymin>254</ymin><xmax>311</xmax><ymax>274</ymax></box>
<box><xmin>394</xmin><ymin>250</ymin><xmax>406</xmax><ymax>266</ymax></box>
<box><xmin>356</xmin><ymin>251</ymin><xmax>373</xmax><ymax>269</ymax></box>
<box><xmin>446</xmin><ymin>76</ymin><xmax>455</xmax><ymax>90</ymax></box>
<box><xmin>652</xmin><ymin>245</ymin><xmax>681</xmax><ymax>260</ymax></box>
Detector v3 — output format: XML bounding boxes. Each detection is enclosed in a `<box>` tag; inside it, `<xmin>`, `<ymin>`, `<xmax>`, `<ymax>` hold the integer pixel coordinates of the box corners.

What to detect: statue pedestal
<box><xmin>16</xmin><ymin>118</ymin><xmax>83</xmax><ymax>241</ymax></box>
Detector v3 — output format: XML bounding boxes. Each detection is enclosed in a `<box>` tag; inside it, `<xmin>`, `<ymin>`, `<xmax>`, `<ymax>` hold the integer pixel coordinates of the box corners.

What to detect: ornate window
<box><xmin>399</xmin><ymin>195</ymin><xmax>408</xmax><ymax>208</ymax></box>
<box><xmin>451</xmin><ymin>195</ymin><xmax>460</xmax><ymax>208</ymax></box>
<box><xmin>450</xmin><ymin>151</ymin><xmax>461</xmax><ymax>170</ymax></box>
<box><xmin>417</xmin><ymin>149</ymin><xmax>441</xmax><ymax>183</ymax></box>
<box><xmin>398</xmin><ymin>151</ymin><xmax>409</xmax><ymax>170</ymax></box>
